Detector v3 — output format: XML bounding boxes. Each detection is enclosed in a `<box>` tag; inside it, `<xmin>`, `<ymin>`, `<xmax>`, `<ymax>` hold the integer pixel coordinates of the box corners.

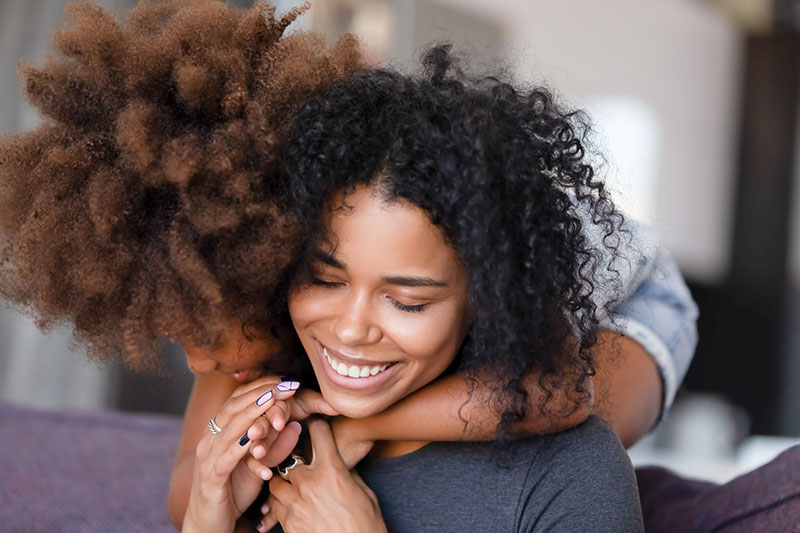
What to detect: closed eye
<box><xmin>387</xmin><ymin>297</ymin><xmax>427</xmax><ymax>313</ymax></box>
<box><xmin>311</xmin><ymin>277</ymin><xmax>343</xmax><ymax>288</ymax></box>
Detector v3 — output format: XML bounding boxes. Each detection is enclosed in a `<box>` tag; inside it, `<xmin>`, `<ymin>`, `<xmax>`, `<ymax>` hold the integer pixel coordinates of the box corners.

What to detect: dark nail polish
<box><xmin>280</xmin><ymin>375</ymin><xmax>300</xmax><ymax>383</ymax></box>
<box><xmin>239</xmin><ymin>433</ymin><xmax>250</xmax><ymax>446</ymax></box>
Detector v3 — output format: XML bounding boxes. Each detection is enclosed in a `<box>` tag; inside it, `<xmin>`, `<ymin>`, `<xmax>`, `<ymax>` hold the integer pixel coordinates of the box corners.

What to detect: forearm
<box><xmin>336</xmin><ymin>368</ymin><xmax>590</xmax><ymax>445</ymax></box>
<box><xmin>591</xmin><ymin>330</ymin><xmax>662</xmax><ymax>448</ymax></box>
<box><xmin>168</xmin><ymin>454</ymin><xmax>194</xmax><ymax>529</ymax></box>
<box><xmin>170</xmin><ymin>371</ymin><xmax>239</xmax><ymax>529</ymax></box>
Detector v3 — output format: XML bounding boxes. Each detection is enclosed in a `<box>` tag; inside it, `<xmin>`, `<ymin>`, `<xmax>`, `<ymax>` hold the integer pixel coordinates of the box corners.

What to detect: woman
<box><xmin>0</xmin><ymin>1</ymin><xmax>694</xmax><ymax>529</ymax></box>
<box><xmin>184</xmin><ymin>47</ymin><xmax>645</xmax><ymax>532</ymax></box>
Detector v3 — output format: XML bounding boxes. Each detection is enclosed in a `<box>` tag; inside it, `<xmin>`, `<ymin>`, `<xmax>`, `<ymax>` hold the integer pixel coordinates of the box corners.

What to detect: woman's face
<box><xmin>289</xmin><ymin>185</ymin><xmax>470</xmax><ymax>418</ymax></box>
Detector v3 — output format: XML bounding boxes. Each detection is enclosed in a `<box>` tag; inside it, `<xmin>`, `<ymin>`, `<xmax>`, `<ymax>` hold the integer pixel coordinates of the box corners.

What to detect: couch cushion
<box><xmin>0</xmin><ymin>404</ymin><xmax>181</xmax><ymax>531</ymax></box>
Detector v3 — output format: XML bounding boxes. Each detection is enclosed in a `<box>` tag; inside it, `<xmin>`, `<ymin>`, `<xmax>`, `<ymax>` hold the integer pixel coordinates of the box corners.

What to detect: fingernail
<box><xmin>260</xmin><ymin>469</ymin><xmax>271</xmax><ymax>480</ymax></box>
<box><xmin>261</xmin><ymin>503</ymin><xmax>270</xmax><ymax>514</ymax></box>
<box><xmin>257</xmin><ymin>522</ymin><xmax>267</xmax><ymax>533</ymax></box>
<box><xmin>256</xmin><ymin>390</ymin><xmax>273</xmax><ymax>406</ymax></box>
<box><xmin>239</xmin><ymin>433</ymin><xmax>250</xmax><ymax>446</ymax></box>
<box><xmin>276</xmin><ymin>380</ymin><xmax>300</xmax><ymax>391</ymax></box>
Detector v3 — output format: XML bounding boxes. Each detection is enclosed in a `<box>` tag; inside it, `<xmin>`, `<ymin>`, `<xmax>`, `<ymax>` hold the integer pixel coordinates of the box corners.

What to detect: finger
<box><xmin>258</xmin><ymin>496</ymin><xmax>286</xmax><ymax>533</ymax></box>
<box><xmin>268</xmin><ymin>474</ymin><xmax>296</xmax><ymax>505</ymax></box>
<box><xmin>213</xmin><ymin>383</ymin><xmax>276</xmax><ymax>429</ymax></box>
<box><xmin>306</xmin><ymin>417</ymin><xmax>341</xmax><ymax>465</ymax></box>
<box><xmin>203</xmin><ymin>426</ymin><xmax>261</xmax><ymax>483</ymax></box>
<box><xmin>245</xmin><ymin>453</ymin><xmax>273</xmax><ymax>481</ymax></box>
<box><xmin>292</xmin><ymin>388</ymin><xmax>339</xmax><ymax>418</ymax></box>
<box><xmin>230</xmin><ymin>373</ymin><xmax>300</xmax><ymax>400</ymax></box>
<box><xmin>206</xmin><ymin>389</ymin><xmax>281</xmax><ymax>475</ymax></box>
<box><xmin>247</xmin><ymin>417</ymin><xmax>295</xmax><ymax>460</ymax></box>
<box><xmin>260</xmin><ymin>421</ymin><xmax>301</xmax><ymax>467</ymax></box>
<box><xmin>270</xmin><ymin>381</ymin><xmax>300</xmax><ymax>405</ymax></box>
<box><xmin>229</xmin><ymin>375</ymin><xmax>283</xmax><ymax>399</ymax></box>
<box><xmin>246</xmin><ymin>415</ymin><xmax>276</xmax><ymax>444</ymax></box>
<box><xmin>261</xmin><ymin>398</ymin><xmax>292</xmax><ymax>432</ymax></box>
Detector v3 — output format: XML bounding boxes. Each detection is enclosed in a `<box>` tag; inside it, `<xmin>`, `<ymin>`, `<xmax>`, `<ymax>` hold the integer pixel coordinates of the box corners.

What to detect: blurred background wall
<box><xmin>2</xmin><ymin>0</ymin><xmax>800</xmax><ymax>480</ymax></box>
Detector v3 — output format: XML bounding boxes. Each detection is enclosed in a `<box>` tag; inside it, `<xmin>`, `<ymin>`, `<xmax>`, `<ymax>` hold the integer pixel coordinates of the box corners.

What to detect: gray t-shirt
<box><xmin>358</xmin><ymin>415</ymin><xmax>643</xmax><ymax>532</ymax></box>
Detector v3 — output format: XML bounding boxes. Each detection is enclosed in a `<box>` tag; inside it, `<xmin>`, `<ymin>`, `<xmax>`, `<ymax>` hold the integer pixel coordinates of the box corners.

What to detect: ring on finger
<box><xmin>277</xmin><ymin>454</ymin><xmax>306</xmax><ymax>480</ymax></box>
<box><xmin>208</xmin><ymin>416</ymin><xmax>223</xmax><ymax>435</ymax></box>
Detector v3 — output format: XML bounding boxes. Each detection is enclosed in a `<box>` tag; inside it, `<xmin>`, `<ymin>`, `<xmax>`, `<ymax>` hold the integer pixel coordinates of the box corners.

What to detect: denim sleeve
<box><xmin>595</xmin><ymin>221</ymin><xmax>699</xmax><ymax>420</ymax></box>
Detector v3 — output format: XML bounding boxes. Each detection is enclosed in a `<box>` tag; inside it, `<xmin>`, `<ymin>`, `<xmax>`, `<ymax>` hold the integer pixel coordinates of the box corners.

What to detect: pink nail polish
<box><xmin>276</xmin><ymin>380</ymin><xmax>300</xmax><ymax>391</ymax></box>
<box><xmin>256</xmin><ymin>390</ymin><xmax>273</xmax><ymax>406</ymax></box>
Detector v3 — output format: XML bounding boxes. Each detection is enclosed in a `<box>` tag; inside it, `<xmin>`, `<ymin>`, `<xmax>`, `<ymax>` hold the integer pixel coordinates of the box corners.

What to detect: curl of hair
<box><xmin>0</xmin><ymin>0</ymin><xmax>364</xmax><ymax>371</ymax></box>
<box><xmin>283</xmin><ymin>44</ymin><xmax>624</xmax><ymax>441</ymax></box>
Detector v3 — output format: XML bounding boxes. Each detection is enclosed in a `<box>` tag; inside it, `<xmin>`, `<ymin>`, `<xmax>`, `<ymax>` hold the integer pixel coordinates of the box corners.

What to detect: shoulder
<box><xmin>532</xmin><ymin>415</ymin><xmax>635</xmax><ymax>486</ymax></box>
<box><xmin>517</xmin><ymin>415</ymin><xmax>644</xmax><ymax>532</ymax></box>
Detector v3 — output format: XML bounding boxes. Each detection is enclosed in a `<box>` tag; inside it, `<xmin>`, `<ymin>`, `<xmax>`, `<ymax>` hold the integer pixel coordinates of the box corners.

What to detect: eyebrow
<box><xmin>312</xmin><ymin>248</ymin><xmax>448</xmax><ymax>287</ymax></box>
<box><xmin>312</xmin><ymin>249</ymin><xmax>344</xmax><ymax>269</ymax></box>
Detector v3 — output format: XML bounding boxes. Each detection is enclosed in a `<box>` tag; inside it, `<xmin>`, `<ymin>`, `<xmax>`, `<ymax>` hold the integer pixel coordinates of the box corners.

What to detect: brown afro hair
<box><xmin>0</xmin><ymin>0</ymin><xmax>364</xmax><ymax>371</ymax></box>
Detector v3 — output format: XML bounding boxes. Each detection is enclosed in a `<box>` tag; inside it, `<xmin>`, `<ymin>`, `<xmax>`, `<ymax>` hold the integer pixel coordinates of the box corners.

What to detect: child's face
<box><xmin>288</xmin><ymin>185</ymin><xmax>470</xmax><ymax>418</ymax></box>
<box><xmin>182</xmin><ymin>321</ymin><xmax>283</xmax><ymax>382</ymax></box>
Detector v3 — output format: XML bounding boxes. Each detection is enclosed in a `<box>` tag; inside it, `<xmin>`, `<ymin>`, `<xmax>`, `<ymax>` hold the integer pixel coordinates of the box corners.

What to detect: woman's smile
<box><xmin>317</xmin><ymin>341</ymin><xmax>400</xmax><ymax>390</ymax></box>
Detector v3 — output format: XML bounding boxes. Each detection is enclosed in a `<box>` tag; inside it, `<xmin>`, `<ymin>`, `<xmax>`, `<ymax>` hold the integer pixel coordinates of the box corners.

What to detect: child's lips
<box><xmin>231</xmin><ymin>368</ymin><xmax>257</xmax><ymax>382</ymax></box>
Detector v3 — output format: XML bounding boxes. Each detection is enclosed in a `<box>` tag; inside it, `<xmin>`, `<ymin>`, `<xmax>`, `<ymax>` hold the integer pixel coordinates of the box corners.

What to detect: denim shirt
<box><xmin>585</xmin><ymin>215</ymin><xmax>699</xmax><ymax>421</ymax></box>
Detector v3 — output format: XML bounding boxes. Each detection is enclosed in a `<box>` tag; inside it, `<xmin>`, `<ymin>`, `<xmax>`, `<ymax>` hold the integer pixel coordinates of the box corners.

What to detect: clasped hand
<box><xmin>182</xmin><ymin>377</ymin><xmax>381</xmax><ymax>533</ymax></box>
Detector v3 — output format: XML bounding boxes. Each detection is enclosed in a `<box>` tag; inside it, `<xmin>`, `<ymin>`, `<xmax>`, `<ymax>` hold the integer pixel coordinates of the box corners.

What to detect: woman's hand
<box><xmin>181</xmin><ymin>378</ymin><xmax>303</xmax><ymax>533</ymax></box>
<box><xmin>260</xmin><ymin>418</ymin><xmax>385</xmax><ymax>533</ymax></box>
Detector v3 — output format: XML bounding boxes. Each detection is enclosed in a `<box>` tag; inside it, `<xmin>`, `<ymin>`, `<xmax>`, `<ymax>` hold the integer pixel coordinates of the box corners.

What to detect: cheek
<box><xmin>289</xmin><ymin>287</ymin><xmax>327</xmax><ymax>325</ymax></box>
<box><xmin>384</xmin><ymin>307</ymin><xmax>466</xmax><ymax>366</ymax></box>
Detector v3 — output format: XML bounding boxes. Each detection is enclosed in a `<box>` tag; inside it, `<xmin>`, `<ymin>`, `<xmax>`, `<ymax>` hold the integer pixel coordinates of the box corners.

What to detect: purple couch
<box><xmin>0</xmin><ymin>405</ymin><xmax>180</xmax><ymax>531</ymax></box>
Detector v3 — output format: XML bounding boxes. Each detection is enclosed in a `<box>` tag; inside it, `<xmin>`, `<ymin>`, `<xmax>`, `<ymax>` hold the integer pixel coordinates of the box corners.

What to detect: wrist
<box><xmin>180</xmin><ymin>510</ymin><xmax>202</xmax><ymax>533</ymax></box>
<box><xmin>332</xmin><ymin>415</ymin><xmax>375</xmax><ymax>442</ymax></box>
<box><xmin>331</xmin><ymin>416</ymin><xmax>375</xmax><ymax>469</ymax></box>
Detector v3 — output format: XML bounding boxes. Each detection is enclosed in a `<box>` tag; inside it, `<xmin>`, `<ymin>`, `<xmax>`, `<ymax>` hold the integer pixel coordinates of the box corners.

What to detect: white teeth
<box><xmin>323</xmin><ymin>346</ymin><xmax>392</xmax><ymax>379</ymax></box>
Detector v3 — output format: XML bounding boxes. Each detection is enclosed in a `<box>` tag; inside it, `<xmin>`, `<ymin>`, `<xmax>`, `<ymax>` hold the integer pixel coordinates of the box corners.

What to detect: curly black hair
<box><xmin>282</xmin><ymin>45</ymin><xmax>624</xmax><ymax>440</ymax></box>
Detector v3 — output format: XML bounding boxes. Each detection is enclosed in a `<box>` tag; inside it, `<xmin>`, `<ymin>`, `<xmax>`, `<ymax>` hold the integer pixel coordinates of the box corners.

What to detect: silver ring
<box><xmin>278</xmin><ymin>454</ymin><xmax>306</xmax><ymax>480</ymax></box>
<box><xmin>208</xmin><ymin>416</ymin><xmax>223</xmax><ymax>435</ymax></box>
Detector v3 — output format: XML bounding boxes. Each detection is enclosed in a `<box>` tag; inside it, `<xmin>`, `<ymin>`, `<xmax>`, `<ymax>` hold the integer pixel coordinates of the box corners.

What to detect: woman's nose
<box><xmin>333</xmin><ymin>291</ymin><xmax>381</xmax><ymax>346</ymax></box>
